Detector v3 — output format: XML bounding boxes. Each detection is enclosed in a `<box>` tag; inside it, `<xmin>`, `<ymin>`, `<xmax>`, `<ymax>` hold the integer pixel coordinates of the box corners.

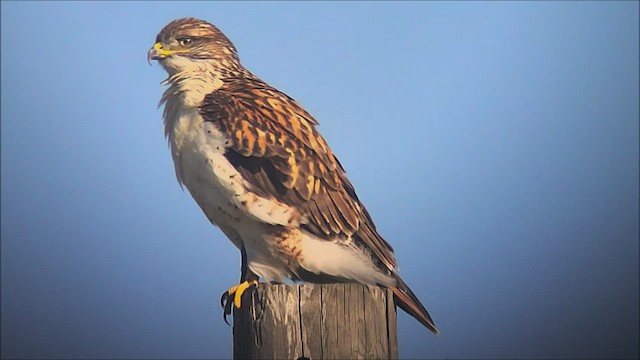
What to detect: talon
<box><xmin>221</xmin><ymin>291</ymin><xmax>228</xmax><ymax>309</ymax></box>
<box><xmin>233</xmin><ymin>280</ymin><xmax>258</xmax><ymax>308</ymax></box>
<box><xmin>223</xmin><ymin>294</ymin><xmax>233</xmax><ymax>326</ymax></box>
<box><xmin>220</xmin><ymin>280</ymin><xmax>258</xmax><ymax>325</ymax></box>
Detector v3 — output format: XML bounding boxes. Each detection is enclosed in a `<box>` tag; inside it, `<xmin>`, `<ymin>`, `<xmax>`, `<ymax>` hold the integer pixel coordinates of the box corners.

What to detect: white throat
<box><xmin>160</xmin><ymin>60</ymin><xmax>223</xmax><ymax>139</ymax></box>
<box><xmin>158</xmin><ymin>59</ymin><xmax>225</xmax><ymax>185</ymax></box>
<box><xmin>160</xmin><ymin>59</ymin><xmax>224</xmax><ymax>106</ymax></box>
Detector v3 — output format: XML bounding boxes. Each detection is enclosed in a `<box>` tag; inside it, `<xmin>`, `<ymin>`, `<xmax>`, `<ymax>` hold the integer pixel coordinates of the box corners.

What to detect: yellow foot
<box><xmin>220</xmin><ymin>280</ymin><xmax>258</xmax><ymax>325</ymax></box>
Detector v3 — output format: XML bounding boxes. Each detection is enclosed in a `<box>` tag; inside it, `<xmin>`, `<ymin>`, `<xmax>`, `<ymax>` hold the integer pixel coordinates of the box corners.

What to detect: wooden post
<box><xmin>233</xmin><ymin>283</ymin><xmax>398</xmax><ymax>360</ymax></box>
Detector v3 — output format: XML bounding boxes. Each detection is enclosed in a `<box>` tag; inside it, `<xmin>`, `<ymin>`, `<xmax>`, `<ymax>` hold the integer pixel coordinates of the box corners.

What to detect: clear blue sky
<box><xmin>1</xmin><ymin>1</ymin><xmax>638</xmax><ymax>359</ymax></box>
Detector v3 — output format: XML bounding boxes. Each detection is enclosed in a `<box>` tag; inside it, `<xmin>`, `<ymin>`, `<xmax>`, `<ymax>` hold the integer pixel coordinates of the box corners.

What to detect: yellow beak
<box><xmin>147</xmin><ymin>42</ymin><xmax>188</xmax><ymax>65</ymax></box>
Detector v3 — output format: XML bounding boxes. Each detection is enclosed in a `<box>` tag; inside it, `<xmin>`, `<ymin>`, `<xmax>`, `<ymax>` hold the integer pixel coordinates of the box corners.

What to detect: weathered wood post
<box><xmin>233</xmin><ymin>283</ymin><xmax>398</xmax><ymax>360</ymax></box>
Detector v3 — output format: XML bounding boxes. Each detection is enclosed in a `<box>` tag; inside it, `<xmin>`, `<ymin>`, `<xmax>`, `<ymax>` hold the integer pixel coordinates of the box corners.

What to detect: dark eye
<box><xmin>178</xmin><ymin>37</ymin><xmax>192</xmax><ymax>46</ymax></box>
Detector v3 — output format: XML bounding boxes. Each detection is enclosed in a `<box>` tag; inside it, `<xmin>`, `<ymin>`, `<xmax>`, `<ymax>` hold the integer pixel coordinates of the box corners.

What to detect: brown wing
<box><xmin>199</xmin><ymin>76</ymin><xmax>397</xmax><ymax>270</ymax></box>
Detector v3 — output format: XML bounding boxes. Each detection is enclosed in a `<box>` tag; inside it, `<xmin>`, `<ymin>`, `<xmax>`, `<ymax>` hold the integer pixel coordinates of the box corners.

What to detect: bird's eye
<box><xmin>178</xmin><ymin>37</ymin><xmax>192</xmax><ymax>46</ymax></box>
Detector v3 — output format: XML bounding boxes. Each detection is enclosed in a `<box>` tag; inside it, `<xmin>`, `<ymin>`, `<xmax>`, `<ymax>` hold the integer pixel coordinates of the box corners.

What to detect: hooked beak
<box><xmin>147</xmin><ymin>42</ymin><xmax>189</xmax><ymax>65</ymax></box>
<box><xmin>148</xmin><ymin>42</ymin><xmax>165</xmax><ymax>66</ymax></box>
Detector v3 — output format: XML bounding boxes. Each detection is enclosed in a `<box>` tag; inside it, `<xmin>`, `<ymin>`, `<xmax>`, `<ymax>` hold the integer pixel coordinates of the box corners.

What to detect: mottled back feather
<box><xmin>198</xmin><ymin>76</ymin><xmax>397</xmax><ymax>270</ymax></box>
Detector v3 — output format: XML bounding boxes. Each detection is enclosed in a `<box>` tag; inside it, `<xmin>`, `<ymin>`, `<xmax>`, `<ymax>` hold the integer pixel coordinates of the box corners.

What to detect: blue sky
<box><xmin>1</xmin><ymin>1</ymin><xmax>638</xmax><ymax>359</ymax></box>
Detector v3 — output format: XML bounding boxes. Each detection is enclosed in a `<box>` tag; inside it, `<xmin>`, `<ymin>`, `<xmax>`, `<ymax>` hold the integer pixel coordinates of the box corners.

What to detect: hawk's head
<box><xmin>148</xmin><ymin>18</ymin><xmax>240</xmax><ymax>75</ymax></box>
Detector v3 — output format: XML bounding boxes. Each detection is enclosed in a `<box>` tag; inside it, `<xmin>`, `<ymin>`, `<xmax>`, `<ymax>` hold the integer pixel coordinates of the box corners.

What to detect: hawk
<box><xmin>148</xmin><ymin>18</ymin><xmax>438</xmax><ymax>335</ymax></box>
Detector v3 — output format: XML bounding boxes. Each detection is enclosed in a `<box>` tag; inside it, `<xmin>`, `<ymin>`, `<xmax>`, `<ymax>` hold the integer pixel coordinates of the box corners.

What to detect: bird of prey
<box><xmin>148</xmin><ymin>17</ymin><xmax>438</xmax><ymax>335</ymax></box>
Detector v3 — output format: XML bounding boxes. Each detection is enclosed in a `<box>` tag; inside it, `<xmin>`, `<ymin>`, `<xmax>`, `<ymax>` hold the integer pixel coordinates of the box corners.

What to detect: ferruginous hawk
<box><xmin>148</xmin><ymin>17</ymin><xmax>438</xmax><ymax>335</ymax></box>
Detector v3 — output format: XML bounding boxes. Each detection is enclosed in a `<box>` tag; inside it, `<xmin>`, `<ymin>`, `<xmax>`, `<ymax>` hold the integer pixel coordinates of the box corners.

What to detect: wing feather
<box><xmin>317</xmin><ymin>186</ymin><xmax>344</xmax><ymax>234</ymax></box>
<box><xmin>308</xmin><ymin>199</ymin><xmax>332</xmax><ymax>236</ymax></box>
<box><xmin>328</xmin><ymin>190</ymin><xmax>359</xmax><ymax>232</ymax></box>
<box><xmin>199</xmin><ymin>76</ymin><xmax>397</xmax><ymax>270</ymax></box>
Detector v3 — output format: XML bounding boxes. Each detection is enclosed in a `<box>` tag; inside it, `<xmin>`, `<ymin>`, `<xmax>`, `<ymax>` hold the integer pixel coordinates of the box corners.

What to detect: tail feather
<box><xmin>391</xmin><ymin>274</ymin><xmax>439</xmax><ymax>335</ymax></box>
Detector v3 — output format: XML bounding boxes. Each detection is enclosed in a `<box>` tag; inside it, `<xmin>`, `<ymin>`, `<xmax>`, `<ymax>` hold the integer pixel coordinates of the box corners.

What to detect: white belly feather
<box><xmin>168</xmin><ymin>103</ymin><xmax>294</xmax><ymax>281</ymax></box>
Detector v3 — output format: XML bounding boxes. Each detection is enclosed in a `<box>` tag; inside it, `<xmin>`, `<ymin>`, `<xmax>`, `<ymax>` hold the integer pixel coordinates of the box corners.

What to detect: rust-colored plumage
<box><xmin>149</xmin><ymin>17</ymin><xmax>438</xmax><ymax>335</ymax></box>
<box><xmin>199</xmin><ymin>76</ymin><xmax>397</xmax><ymax>269</ymax></box>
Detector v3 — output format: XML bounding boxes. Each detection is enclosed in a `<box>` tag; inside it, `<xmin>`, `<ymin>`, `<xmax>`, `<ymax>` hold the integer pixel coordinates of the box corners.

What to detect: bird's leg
<box><xmin>230</xmin><ymin>248</ymin><xmax>259</xmax><ymax>309</ymax></box>
<box><xmin>240</xmin><ymin>243</ymin><xmax>250</xmax><ymax>282</ymax></box>
<box><xmin>221</xmin><ymin>246</ymin><xmax>258</xmax><ymax>324</ymax></box>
